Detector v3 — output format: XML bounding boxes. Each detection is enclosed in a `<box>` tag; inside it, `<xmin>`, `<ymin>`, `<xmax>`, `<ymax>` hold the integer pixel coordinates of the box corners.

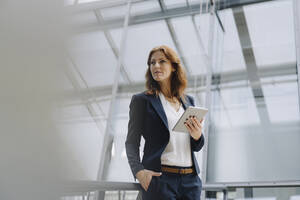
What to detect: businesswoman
<box><xmin>125</xmin><ymin>45</ymin><xmax>205</xmax><ymax>200</ymax></box>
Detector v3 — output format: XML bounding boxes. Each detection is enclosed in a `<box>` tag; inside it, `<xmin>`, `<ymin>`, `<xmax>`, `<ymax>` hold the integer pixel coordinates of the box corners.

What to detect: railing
<box><xmin>62</xmin><ymin>180</ymin><xmax>227</xmax><ymax>200</ymax></box>
<box><xmin>61</xmin><ymin>180</ymin><xmax>300</xmax><ymax>200</ymax></box>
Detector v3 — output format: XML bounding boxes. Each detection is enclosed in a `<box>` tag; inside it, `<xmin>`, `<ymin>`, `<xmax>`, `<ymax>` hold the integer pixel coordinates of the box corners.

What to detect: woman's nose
<box><xmin>154</xmin><ymin>62</ymin><xmax>160</xmax><ymax>68</ymax></box>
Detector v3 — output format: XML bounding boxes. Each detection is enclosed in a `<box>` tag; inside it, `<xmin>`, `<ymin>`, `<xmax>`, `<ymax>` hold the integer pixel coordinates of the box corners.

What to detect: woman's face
<box><xmin>150</xmin><ymin>51</ymin><xmax>174</xmax><ymax>84</ymax></box>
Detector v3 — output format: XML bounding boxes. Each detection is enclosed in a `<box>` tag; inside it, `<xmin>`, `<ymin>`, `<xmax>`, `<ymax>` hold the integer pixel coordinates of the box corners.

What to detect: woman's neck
<box><xmin>159</xmin><ymin>79</ymin><xmax>172</xmax><ymax>98</ymax></box>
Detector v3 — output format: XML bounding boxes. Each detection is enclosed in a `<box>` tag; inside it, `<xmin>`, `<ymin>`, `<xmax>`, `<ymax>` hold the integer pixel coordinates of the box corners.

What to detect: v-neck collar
<box><xmin>159</xmin><ymin>93</ymin><xmax>182</xmax><ymax>114</ymax></box>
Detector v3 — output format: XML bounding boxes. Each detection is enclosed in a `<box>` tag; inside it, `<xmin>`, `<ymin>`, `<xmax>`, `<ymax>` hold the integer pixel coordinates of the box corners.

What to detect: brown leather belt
<box><xmin>161</xmin><ymin>166</ymin><xmax>194</xmax><ymax>174</ymax></box>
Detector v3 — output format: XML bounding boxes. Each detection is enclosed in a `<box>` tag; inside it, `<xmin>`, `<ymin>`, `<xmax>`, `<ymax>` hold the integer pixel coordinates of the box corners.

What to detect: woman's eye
<box><xmin>160</xmin><ymin>60</ymin><xmax>166</xmax><ymax>63</ymax></box>
<box><xmin>151</xmin><ymin>61</ymin><xmax>156</xmax><ymax>65</ymax></box>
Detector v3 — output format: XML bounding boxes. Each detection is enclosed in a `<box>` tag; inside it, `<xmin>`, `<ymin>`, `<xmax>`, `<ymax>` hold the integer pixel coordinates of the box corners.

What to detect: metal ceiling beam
<box><xmin>63</xmin><ymin>63</ymin><xmax>296</xmax><ymax>101</ymax></box>
<box><xmin>233</xmin><ymin>6</ymin><xmax>270</xmax><ymax>124</ymax></box>
<box><xmin>67</xmin><ymin>0</ymin><xmax>275</xmax><ymax>14</ymax></box>
<box><xmin>71</xmin><ymin>0</ymin><xmax>276</xmax><ymax>34</ymax></box>
<box><xmin>217</xmin><ymin>0</ymin><xmax>275</xmax><ymax>10</ymax></box>
<box><xmin>62</xmin><ymin>76</ymin><xmax>297</xmax><ymax>110</ymax></box>
<box><xmin>71</xmin><ymin>3</ymin><xmax>201</xmax><ymax>34</ymax></box>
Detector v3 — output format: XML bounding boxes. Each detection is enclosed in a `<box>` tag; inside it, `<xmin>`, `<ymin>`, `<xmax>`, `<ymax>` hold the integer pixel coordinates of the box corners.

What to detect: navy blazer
<box><xmin>125</xmin><ymin>91</ymin><xmax>205</xmax><ymax>180</ymax></box>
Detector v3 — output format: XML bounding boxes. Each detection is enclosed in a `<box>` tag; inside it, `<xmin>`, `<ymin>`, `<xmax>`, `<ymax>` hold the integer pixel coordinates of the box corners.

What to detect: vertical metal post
<box><xmin>192</xmin><ymin>7</ymin><xmax>211</xmax><ymax>106</ymax></box>
<box><xmin>122</xmin><ymin>190</ymin><xmax>126</xmax><ymax>200</ymax></box>
<box><xmin>96</xmin><ymin>0</ymin><xmax>132</xmax><ymax>199</ymax></box>
<box><xmin>96</xmin><ymin>0</ymin><xmax>132</xmax><ymax>181</ymax></box>
<box><xmin>223</xmin><ymin>189</ymin><xmax>228</xmax><ymax>200</ymax></box>
<box><xmin>293</xmin><ymin>0</ymin><xmax>300</xmax><ymax>115</ymax></box>
<box><xmin>293</xmin><ymin>4</ymin><xmax>300</xmax><ymax>196</ymax></box>
<box><xmin>244</xmin><ymin>188</ymin><xmax>253</xmax><ymax>198</ymax></box>
<box><xmin>201</xmin><ymin>2</ymin><xmax>215</xmax><ymax>199</ymax></box>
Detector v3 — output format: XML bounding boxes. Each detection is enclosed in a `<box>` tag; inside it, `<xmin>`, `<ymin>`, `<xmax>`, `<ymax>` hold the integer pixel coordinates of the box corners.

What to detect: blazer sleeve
<box><xmin>125</xmin><ymin>94</ymin><xmax>145</xmax><ymax>180</ymax></box>
<box><xmin>188</xmin><ymin>95</ymin><xmax>205</xmax><ymax>152</ymax></box>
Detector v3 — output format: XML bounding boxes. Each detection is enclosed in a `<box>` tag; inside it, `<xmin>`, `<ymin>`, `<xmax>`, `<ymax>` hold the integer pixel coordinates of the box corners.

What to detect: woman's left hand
<box><xmin>184</xmin><ymin>116</ymin><xmax>203</xmax><ymax>141</ymax></box>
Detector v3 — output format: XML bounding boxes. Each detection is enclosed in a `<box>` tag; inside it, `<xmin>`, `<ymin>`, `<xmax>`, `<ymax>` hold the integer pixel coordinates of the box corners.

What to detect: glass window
<box><xmin>207</xmin><ymin>0</ymin><xmax>300</xmax><ymax>183</ymax></box>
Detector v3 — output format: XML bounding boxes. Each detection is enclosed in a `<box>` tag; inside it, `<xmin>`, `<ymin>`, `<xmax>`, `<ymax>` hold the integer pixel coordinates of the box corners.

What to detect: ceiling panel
<box><xmin>130</xmin><ymin>0</ymin><xmax>161</xmax><ymax>16</ymax></box>
<box><xmin>111</xmin><ymin>20</ymin><xmax>177</xmax><ymax>82</ymax></box>
<box><xmin>194</xmin><ymin>10</ymin><xmax>246</xmax><ymax>73</ymax></box>
<box><xmin>68</xmin><ymin>31</ymin><xmax>126</xmax><ymax>87</ymax></box>
<box><xmin>219</xmin><ymin>9</ymin><xmax>247</xmax><ymax>72</ymax></box>
<box><xmin>244</xmin><ymin>0</ymin><xmax>296</xmax><ymax>67</ymax></box>
<box><xmin>62</xmin><ymin>105</ymin><xmax>93</xmax><ymax>121</ymax></box>
<box><xmin>213</xmin><ymin>82</ymin><xmax>260</xmax><ymax>128</ymax></box>
<box><xmin>65</xmin><ymin>0</ymin><xmax>75</xmax><ymax>6</ymax></box>
<box><xmin>100</xmin><ymin>4</ymin><xmax>127</xmax><ymax>19</ymax></box>
<box><xmin>188</xmin><ymin>0</ymin><xmax>203</xmax><ymax>6</ymax></box>
<box><xmin>194</xmin><ymin>13</ymin><xmax>210</xmax><ymax>55</ymax></box>
<box><xmin>170</xmin><ymin>16</ymin><xmax>207</xmax><ymax>75</ymax></box>
<box><xmin>164</xmin><ymin>0</ymin><xmax>188</xmax><ymax>10</ymax></box>
<box><xmin>70</xmin><ymin>11</ymin><xmax>98</xmax><ymax>27</ymax></box>
<box><xmin>78</xmin><ymin>0</ymin><xmax>106</xmax><ymax>4</ymax></box>
<box><xmin>262</xmin><ymin>75</ymin><xmax>300</xmax><ymax>123</ymax></box>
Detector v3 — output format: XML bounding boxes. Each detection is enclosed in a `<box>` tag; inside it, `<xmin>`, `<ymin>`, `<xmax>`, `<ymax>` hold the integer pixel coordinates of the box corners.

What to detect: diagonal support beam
<box><xmin>94</xmin><ymin>10</ymin><xmax>132</xmax><ymax>85</ymax></box>
<box><xmin>158</xmin><ymin>0</ymin><xmax>191</xmax><ymax>75</ymax></box>
<box><xmin>233</xmin><ymin>7</ymin><xmax>270</xmax><ymax>125</ymax></box>
<box><xmin>65</xmin><ymin>56</ymin><xmax>106</xmax><ymax>131</ymax></box>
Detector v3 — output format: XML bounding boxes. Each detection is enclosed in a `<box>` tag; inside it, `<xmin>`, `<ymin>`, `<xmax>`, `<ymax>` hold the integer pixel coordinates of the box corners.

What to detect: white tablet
<box><xmin>172</xmin><ymin>106</ymin><xmax>208</xmax><ymax>133</ymax></box>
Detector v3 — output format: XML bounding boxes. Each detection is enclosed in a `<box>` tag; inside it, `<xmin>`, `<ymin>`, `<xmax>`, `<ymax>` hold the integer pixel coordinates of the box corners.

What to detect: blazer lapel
<box><xmin>180</xmin><ymin>96</ymin><xmax>191</xmax><ymax>110</ymax></box>
<box><xmin>148</xmin><ymin>94</ymin><xmax>169</xmax><ymax>130</ymax></box>
<box><xmin>147</xmin><ymin>94</ymin><xmax>192</xmax><ymax>130</ymax></box>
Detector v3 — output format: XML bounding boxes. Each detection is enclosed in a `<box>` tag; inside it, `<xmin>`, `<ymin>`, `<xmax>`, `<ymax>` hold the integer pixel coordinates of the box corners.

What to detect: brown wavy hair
<box><xmin>145</xmin><ymin>45</ymin><xmax>187</xmax><ymax>101</ymax></box>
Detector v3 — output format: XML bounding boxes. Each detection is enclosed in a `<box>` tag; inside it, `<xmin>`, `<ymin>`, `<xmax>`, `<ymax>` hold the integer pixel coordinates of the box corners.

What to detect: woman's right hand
<box><xmin>136</xmin><ymin>169</ymin><xmax>162</xmax><ymax>191</ymax></box>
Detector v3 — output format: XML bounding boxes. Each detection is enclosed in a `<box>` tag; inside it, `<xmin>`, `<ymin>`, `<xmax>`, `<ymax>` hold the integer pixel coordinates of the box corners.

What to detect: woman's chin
<box><xmin>153</xmin><ymin>76</ymin><xmax>167</xmax><ymax>82</ymax></box>
<box><xmin>153</xmin><ymin>77</ymin><xmax>161</xmax><ymax>82</ymax></box>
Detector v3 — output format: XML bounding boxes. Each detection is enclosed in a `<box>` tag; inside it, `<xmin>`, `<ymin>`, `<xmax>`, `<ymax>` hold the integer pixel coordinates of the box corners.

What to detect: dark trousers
<box><xmin>141</xmin><ymin>172</ymin><xmax>202</xmax><ymax>200</ymax></box>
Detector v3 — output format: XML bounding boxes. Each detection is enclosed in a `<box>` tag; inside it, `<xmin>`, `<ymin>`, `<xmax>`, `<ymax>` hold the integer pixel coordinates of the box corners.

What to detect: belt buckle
<box><xmin>179</xmin><ymin>168</ymin><xmax>184</xmax><ymax>174</ymax></box>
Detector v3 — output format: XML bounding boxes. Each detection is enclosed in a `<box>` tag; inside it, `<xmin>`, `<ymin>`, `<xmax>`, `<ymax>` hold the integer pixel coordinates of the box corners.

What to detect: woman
<box><xmin>125</xmin><ymin>45</ymin><xmax>205</xmax><ymax>200</ymax></box>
